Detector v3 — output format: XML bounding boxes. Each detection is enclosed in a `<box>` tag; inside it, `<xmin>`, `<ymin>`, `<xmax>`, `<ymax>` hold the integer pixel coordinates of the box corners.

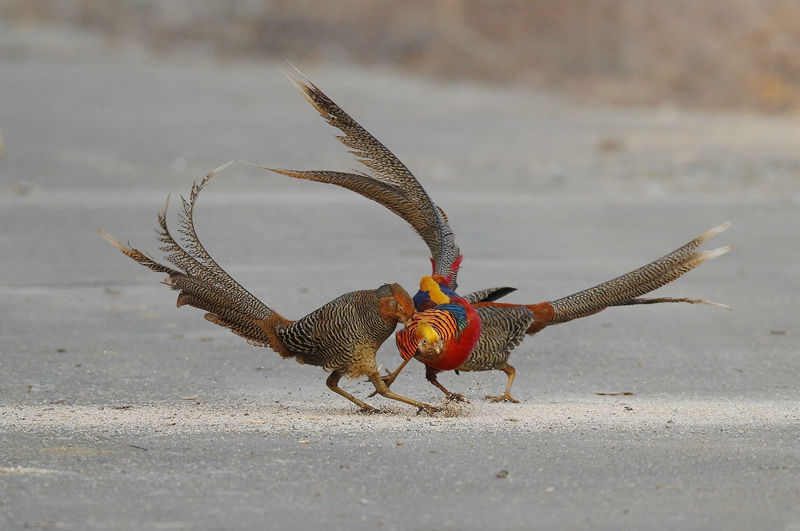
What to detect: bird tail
<box><xmin>252</xmin><ymin>69</ymin><xmax>463</xmax><ymax>289</ymax></box>
<box><xmin>463</xmin><ymin>286</ymin><xmax>518</xmax><ymax>304</ymax></box>
<box><xmin>541</xmin><ymin>222</ymin><xmax>731</xmax><ymax>328</ymax></box>
<box><xmin>100</xmin><ymin>162</ymin><xmax>292</xmax><ymax>352</ymax></box>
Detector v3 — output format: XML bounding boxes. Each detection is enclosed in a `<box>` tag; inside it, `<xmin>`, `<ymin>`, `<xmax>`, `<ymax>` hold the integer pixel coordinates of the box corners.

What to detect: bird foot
<box><xmin>380</xmin><ymin>370</ymin><xmax>399</xmax><ymax>387</ymax></box>
<box><xmin>445</xmin><ymin>393</ymin><xmax>470</xmax><ymax>404</ymax></box>
<box><xmin>416</xmin><ymin>404</ymin><xmax>442</xmax><ymax>416</ymax></box>
<box><xmin>485</xmin><ymin>393</ymin><xmax>519</xmax><ymax>404</ymax></box>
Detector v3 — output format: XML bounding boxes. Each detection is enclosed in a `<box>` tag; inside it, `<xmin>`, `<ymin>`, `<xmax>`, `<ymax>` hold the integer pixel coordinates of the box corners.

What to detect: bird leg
<box><xmin>425</xmin><ymin>366</ymin><xmax>469</xmax><ymax>403</ymax></box>
<box><xmin>381</xmin><ymin>357</ymin><xmax>412</xmax><ymax>388</ymax></box>
<box><xmin>485</xmin><ymin>365</ymin><xmax>520</xmax><ymax>403</ymax></box>
<box><xmin>368</xmin><ymin>371</ymin><xmax>441</xmax><ymax>415</ymax></box>
<box><xmin>367</xmin><ymin>357</ymin><xmax>411</xmax><ymax>397</ymax></box>
<box><xmin>326</xmin><ymin>370</ymin><xmax>377</xmax><ymax>413</ymax></box>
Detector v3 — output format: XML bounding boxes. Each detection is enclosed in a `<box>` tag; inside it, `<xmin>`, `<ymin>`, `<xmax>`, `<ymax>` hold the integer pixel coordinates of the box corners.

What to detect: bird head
<box><xmin>414</xmin><ymin>319</ymin><xmax>443</xmax><ymax>361</ymax></box>
<box><xmin>378</xmin><ymin>283</ymin><xmax>415</xmax><ymax>326</ymax></box>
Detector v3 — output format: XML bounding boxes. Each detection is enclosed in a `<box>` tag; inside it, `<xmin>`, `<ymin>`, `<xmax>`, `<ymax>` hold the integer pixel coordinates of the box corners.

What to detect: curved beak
<box><xmin>431</xmin><ymin>340</ymin><xmax>444</xmax><ymax>355</ymax></box>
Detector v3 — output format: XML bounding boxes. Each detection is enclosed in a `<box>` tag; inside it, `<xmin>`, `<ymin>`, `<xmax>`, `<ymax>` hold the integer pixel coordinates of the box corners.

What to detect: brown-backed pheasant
<box><xmin>260</xmin><ymin>73</ymin><xmax>730</xmax><ymax>403</ymax></box>
<box><xmin>100</xmin><ymin>163</ymin><xmax>439</xmax><ymax>413</ymax></box>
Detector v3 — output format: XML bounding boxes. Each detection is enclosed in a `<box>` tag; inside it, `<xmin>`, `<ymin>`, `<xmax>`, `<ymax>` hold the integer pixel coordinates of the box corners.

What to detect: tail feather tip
<box><xmin>707</xmin><ymin>221</ymin><xmax>732</xmax><ymax>236</ymax></box>
<box><xmin>98</xmin><ymin>229</ymin><xmax>126</xmax><ymax>250</ymax></box>
<box><xmin>702</xmin><ymin>300</ymin><xmax>732</xmax><ymax>311</ymax></box>
<box><xmin>702</xmin><ymin>245</ymin><xmax>731</xmax><ymax>261</ymax></box>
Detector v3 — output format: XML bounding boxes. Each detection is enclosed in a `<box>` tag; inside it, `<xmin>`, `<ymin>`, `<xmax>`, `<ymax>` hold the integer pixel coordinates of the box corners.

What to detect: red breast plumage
<box><xmin>396</xmin><ymin>276</ymin><xmax>482</xmax><ymax>371</ymax></box>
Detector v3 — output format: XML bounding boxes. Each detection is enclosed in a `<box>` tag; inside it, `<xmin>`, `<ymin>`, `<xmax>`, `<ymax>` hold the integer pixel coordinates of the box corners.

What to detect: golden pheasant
<box><xmin>261</xmin><ymin>73</ymin><xmax>730</xmax><ymax>403</ymax></box>
<box><xmin>455</xmin><ymin>223</ymin><xmax>730</xmax><ymax>402</ymax></box>
<box><xmin>394</xmin><ymin>275</ymin><xmax>482</xmax><ymax>401</ymax></box>
<box><xmin>100</xmin><ymin>163</ymin><xmax>439</xmax><ymax>413</ymax></box>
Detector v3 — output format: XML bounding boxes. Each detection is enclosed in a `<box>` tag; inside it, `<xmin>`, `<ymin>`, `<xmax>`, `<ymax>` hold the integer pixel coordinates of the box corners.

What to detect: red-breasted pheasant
<box><xmin>262</xmin><ymin>73</ymin><xmax>730</xmax><ymax>403</ymax></box>
<box><xmin>100</xmin><ymin>163</ymin><xmax>439</xmax><ymax>413</ymax></box>
<box><xmin>395</xmin><ymin>275</ymin><xmax>482</xmax><ymax>401</ymax></box>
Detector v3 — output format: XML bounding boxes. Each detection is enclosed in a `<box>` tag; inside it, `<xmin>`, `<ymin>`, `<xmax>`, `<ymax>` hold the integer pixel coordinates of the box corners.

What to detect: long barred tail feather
<box><xmin>100</xmin><ymin>162</ymin><xmax>289</xmax><ymax>350</ymax></box>
<box><xmin>254</xmin><ymin>68</ymin><xmax>462</xmax><ymax>288</ymax></box>
<box><xmin>548</xmin><ymin>223</ymin><xmax>731</xmax><ymax>324</ymax></box>
<box><xmin>612</xmin><ymin>297</ymin><xmax>731</xmax><ymax>310</ymax></box>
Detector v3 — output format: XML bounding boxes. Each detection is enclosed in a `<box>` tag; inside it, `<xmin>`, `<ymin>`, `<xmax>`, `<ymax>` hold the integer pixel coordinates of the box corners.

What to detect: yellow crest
<box><xmin>416</xmin><ymin>319</ymin><xmax>441</xmax><ymax>344</ymax></box>
<box><xmin>419</xmin><ymin>276</ymin><xmax>450</xmax><ymax>305</ymax></box>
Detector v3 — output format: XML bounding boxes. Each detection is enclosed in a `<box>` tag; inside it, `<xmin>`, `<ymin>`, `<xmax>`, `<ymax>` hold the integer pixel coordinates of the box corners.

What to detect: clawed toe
<box><xmin>485</xmin><ymin>393</ymin><xmax>519</xmax><ymax>403</ymax></box>
<box><xmin>446</xmin><ymin>393</ymin><xmax>470</xmax><ymax>403</ymax></box>
<box><xmin>417</xmin><ymin>404</ymin><xmax>442</xmax><ymax>415</ymax></box>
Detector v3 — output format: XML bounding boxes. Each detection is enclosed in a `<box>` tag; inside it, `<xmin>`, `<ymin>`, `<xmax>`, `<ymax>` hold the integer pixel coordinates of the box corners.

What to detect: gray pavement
<box><xmin>1</xmin><ymin>29</ymin><xmax>799</xmax><ymax>531</ymax></box>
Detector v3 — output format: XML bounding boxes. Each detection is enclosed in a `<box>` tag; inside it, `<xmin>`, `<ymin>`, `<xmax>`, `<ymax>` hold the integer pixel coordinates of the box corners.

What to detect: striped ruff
<box><xmin>396</xmin><ymin>309</ymin><xmax>459</xmax><ymax>361</ymax></box>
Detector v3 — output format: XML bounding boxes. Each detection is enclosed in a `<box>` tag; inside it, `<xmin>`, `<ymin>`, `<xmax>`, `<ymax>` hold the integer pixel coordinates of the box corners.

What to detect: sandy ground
<box><xmin>1</xmin><ymin>24</ymin><xmax>799</xmax><ymax>531</ymax></box>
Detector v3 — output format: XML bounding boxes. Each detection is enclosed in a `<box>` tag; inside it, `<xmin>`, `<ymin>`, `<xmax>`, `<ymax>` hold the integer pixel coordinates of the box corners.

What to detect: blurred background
<box><xmin>3</xmin><ymin>0</ymin><xmax>800</xmax><ymax>113</ymax></box>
